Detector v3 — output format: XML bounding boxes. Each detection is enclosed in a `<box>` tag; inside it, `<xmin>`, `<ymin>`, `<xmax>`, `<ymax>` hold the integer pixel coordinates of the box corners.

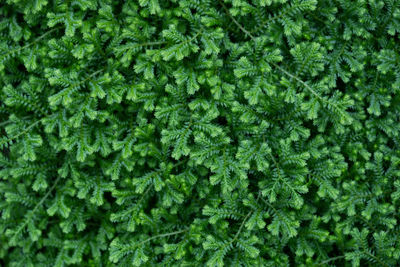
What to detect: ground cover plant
<box><xmin>1</xmin><ymin>0</ymin><xmax>400</xmax><ymax>266</ymax></box>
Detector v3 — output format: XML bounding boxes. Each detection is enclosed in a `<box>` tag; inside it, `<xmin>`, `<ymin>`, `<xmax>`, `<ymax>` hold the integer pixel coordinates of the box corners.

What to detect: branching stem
<box><xmin>1</xmin><ymin>27</ymin><xmax>61</xmax><ymax>58</ymax></box>
<box><xmin>10</xmin><ymin>176</ymin><xmax>61</xmax><ymax>243</ymax></box>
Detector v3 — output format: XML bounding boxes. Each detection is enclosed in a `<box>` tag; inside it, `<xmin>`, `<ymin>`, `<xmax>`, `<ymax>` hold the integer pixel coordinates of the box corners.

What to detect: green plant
<box><xmin>1</xmin><ymin>0</ymin><xmax>400</xmax><ymax>266</ymax></box>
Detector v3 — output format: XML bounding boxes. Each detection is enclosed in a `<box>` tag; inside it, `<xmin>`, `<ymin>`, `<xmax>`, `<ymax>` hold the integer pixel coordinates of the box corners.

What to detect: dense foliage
<box><xmin>1</xmin><ymin>0</ymin><xmax>400</xmax><ymax>266</ymax></box>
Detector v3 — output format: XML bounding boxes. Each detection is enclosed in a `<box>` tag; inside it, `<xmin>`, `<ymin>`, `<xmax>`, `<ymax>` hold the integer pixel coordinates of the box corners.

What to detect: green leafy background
<box><xmin>1</xmin><ymin>0</ymin><xmax>400</xmax><ymax>266</ymax></box>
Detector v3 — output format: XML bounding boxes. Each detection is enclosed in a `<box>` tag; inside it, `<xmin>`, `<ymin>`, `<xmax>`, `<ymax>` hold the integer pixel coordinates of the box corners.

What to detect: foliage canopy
<box><xmin>1</xmin><ymin>0</ymin><xmax>400</xmax><ymax>266</ymax></box>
